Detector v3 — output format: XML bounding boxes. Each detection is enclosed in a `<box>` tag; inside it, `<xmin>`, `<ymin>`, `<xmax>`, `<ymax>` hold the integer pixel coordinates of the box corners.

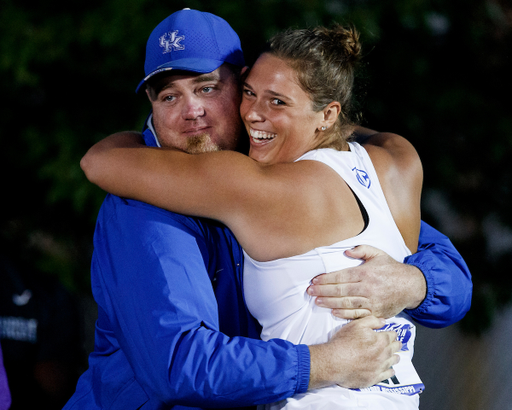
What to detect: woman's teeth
<box><xmin>250</xmin><ymin>129</ymin><xmax>277</xmax><ymax>141</ymax></box>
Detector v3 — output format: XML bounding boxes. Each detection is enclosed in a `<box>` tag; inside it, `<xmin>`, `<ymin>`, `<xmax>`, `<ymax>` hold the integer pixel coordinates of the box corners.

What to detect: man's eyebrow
<box><xmin>160</xmin><ymin>82</ymin><xmax>175</xmax><ymax>92</ymax></box>
<box><xmin>157</xmin><ymin>73</ymin><xmax>221</xmax><ymax>93</ymax></box>
<box><xmin>193</xmin><ymin>73</ymin><xmax>220</xmax><ymax>83</ymax></box>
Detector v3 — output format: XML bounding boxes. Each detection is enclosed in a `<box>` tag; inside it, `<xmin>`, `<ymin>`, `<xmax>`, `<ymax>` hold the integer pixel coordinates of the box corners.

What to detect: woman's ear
<box><xmin>318</xmin><ymin>101</ymin><xmax>341</xmax><ymax>131</ymax></box>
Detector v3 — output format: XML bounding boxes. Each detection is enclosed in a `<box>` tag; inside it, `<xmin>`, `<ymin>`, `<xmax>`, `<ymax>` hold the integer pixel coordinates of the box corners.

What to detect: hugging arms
<box><xmin>65</xmin><ymin>10</ymin><xmax>471</xmax><ymax>410</ymax></box>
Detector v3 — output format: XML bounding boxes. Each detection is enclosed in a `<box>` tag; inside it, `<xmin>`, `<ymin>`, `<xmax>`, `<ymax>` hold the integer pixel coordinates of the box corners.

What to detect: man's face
<box><xmin>146</xmin><ymin>64</ymin><xmax>242</xmax><ymax>153</ymax></box>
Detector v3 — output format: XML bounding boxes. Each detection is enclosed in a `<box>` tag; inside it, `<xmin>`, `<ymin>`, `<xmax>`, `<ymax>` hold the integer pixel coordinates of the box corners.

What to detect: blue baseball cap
<box><xmin>136</xmin><ymin>8</ymin><xmax>245</xmax><ymax>93</ymax></box>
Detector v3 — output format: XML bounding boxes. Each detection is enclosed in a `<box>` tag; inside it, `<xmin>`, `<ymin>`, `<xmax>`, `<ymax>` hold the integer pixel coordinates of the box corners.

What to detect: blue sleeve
<box><xmin>403</xmin><ymin>221</ymin><xmax>472</xmax><ymax>328</ymax></box>
<box><xmin>93</xmin><ymin>196</ymin><xmax>309</xmax><ymax>408</ymax></box>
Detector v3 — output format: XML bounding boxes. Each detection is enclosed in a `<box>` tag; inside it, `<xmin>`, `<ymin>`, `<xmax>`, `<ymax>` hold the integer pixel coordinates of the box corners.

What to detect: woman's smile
<box><xmin>249</xmin><ymin>128</ymin><xmax>277</xmax><ymax>145</ymax></box>
<box><xmin>240</xmin><ymin>53</ymin><xmax>324</xmax><ymax>165</ymax></box>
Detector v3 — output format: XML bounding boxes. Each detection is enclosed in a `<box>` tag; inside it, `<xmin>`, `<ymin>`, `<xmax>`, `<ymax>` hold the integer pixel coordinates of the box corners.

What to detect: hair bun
<box><xmin>266</xmin><ymin>23</ymin><xmax>363</xmax><ymax>146</ymax></box>
<box><xmin>317</xmin><ymin>24</ymin><xmax>361</xmax><ymax>63</ymax></box>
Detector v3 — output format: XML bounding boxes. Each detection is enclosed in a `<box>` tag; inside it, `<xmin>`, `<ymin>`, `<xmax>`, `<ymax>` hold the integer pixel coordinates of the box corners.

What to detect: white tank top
<box><xmin>243</xmin><ymin>143</ymin><xmax>423</xmax><ymax>410</ymax></box>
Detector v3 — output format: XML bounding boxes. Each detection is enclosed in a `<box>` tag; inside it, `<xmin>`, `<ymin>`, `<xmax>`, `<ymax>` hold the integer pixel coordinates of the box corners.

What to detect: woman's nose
<box><xmin>242</xmin><ymin>100</ymin><xmax>264</xmax><ymax>123</ymax></box>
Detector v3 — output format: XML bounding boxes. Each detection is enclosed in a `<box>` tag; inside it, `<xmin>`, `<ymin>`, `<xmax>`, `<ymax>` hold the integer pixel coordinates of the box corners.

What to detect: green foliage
<box><xmin>1</xmin><ymin>0</ymin><xmax>511</xmax><ymax>333</ymax></box>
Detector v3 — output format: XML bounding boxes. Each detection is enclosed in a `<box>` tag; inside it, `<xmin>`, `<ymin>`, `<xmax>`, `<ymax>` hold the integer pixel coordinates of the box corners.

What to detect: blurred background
<box><xmin>0</xmin><ymin>0</ymin><xmax>511</xmax><ymax>409</ymax></box>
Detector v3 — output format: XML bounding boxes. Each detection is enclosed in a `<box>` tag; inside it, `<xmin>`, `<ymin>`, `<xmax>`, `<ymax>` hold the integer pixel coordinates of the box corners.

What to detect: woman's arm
<box><xmin>81</xmin><ymin>131</ymin><xmax>263</xmax><ymax>221</ymax></box>
<box><xmin>81</xmin><ymin>132</ymin><xmax>260</xmax><ymax>222</ymax></box>
<box><xmin>81</xmin><ymin>133</ymin><xmax>354</xmax><ymax>262</ymax></box>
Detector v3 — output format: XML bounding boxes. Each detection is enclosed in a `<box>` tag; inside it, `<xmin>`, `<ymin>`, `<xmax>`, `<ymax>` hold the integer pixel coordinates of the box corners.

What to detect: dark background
<box><xmin>1</xmin><ymin>0</ymin><xmax>511</xmax><ymax>377</ymax></box>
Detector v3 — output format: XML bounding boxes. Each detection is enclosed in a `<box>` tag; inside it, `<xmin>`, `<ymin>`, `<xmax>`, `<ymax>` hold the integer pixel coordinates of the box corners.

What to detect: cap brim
<box><xmin>135</xmin><ymin>58</ymin><xmax>226</xmax><ymax>93</ymax></box>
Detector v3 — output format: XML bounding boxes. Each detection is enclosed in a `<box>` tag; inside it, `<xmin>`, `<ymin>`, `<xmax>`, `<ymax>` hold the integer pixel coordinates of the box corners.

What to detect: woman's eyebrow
<box><xmin>267</xmin><ymin>89</ymin><xmax>288</xmax><ymax>100</ymax></box>
<box><xmin>242</xmin><ymin>82</ymin><xmax>288</xmax><ymax>99</ymax></box>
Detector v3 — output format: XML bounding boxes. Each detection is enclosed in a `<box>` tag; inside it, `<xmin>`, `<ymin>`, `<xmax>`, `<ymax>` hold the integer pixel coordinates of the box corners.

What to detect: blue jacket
<box><xmin>64</xmin><ymin>197</ymin><xmax>309</xmax><ymax>410</ymax></box>
<box><xmin>405</xmin><ymin>221</ymin><xmax>472</xmax><ymax>327</ymax></box>
<box><xmin>64</xmin><ymin>128</ymin><xmax>471</xmax><ymax>409</ymax></box>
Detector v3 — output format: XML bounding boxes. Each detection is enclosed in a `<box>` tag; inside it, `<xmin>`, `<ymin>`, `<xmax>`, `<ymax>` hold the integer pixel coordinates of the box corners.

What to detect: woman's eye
<box><xmin>271</xmin><ymin>98</ymin><xmax>285</xmax><ymax>105</ymax></box>
<box><xmin>243</xmin><ymin>89</ymin><xmax>255</xmax><ymax>97</ymax></box>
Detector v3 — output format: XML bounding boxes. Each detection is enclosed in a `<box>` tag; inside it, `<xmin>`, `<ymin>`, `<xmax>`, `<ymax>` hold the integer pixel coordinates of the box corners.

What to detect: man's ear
<box><xmin>241</xmin><ymin>66</ymin><xmax>249</xmax><ymax>76</ymax></box>
<box><xmin>145</xmin><ymin>87</ymin><xmax>155</xmax><ymax>102</ymax></box>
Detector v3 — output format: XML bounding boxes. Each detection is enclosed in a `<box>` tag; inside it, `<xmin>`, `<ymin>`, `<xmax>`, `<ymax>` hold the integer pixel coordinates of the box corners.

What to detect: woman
<box><xmin>83</xmin><ymin>25</ymin><xmax>423</xmax><ymax>409</ymax></box>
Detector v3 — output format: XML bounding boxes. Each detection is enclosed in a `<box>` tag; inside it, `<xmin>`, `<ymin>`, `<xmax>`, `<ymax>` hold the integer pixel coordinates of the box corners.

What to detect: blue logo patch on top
<box><xmin>159</xmin><ymin>30</ymin><xmax>185</xmax><ymax>53</ymax></box>
<box><xmin>352</xmin><ymin>167</ymin><xmax>371</xmax><ymax>188</ymax></box>
<box><xmin>377</xmin><ymin>322</ymin><xmax>413</xmax><ymax>351</ymax></box>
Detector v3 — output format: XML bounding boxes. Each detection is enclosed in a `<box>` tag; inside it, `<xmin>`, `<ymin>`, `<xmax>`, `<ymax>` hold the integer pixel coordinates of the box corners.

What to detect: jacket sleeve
<box><xmin>403</xmin><ymin>221</ymin><xmax>472</xmax><ymax>328</ymax></box>
<box><xmin>92</xmin><ymin>196</ymin><xmax>309</xmax><ymax>408</ymax></box>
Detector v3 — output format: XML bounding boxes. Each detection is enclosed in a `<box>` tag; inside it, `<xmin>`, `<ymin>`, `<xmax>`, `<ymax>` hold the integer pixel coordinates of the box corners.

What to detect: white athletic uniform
<box><xmin>243</xmin><ymin>142</ymin><xmax>424</xmax><ymax>410</ymax></box>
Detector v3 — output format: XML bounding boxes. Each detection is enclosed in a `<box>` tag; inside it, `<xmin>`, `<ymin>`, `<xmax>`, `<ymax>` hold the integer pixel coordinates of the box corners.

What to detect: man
<box><xmin>66</xmin><ymin>9</ymin><xmax>471</xmax><ymax>410</ymax></box>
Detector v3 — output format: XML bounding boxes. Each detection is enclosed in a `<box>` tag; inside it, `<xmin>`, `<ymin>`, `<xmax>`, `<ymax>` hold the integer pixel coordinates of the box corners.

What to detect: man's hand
<box><xmin>308</xmin><ymin>316</ymin><xmax>401</xmax><ymax>389</ymax></box>
<box><xmin>307</xmin><ymin>245</ymin><xmax>427</xmax><ymax>319</ymax></box>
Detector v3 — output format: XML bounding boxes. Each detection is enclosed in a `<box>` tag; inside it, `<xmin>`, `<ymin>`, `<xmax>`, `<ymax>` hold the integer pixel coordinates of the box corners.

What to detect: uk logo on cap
<box><xmin>159</xmin><ymin>31</ymin><xmax>185</xmax><ymax>53</ymax></box>
<box><xmin>136</xmin><ymin>9</ymin><xmax>245</xmax><ymax>93</ymax></box>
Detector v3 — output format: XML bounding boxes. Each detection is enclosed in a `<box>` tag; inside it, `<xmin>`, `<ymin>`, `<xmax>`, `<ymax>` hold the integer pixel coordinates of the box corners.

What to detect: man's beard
<box><xmin>185</xmin><ymin>133</ymin><xmax>221</xmax><ymax>154</ymax></box>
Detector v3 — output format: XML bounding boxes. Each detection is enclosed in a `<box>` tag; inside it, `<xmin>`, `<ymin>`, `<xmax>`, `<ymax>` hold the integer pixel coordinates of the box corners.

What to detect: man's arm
<box><xmin>308</xmin><ymin>127</ymin><xmax>472</xmax><ymax>327</ymax></box>
<box><xmin>359</xmin><ymin>127</ymin><xmax>472</xmax><ymax>326</ymax></box>
<box><xmin>404</xmin><ymin>221</ymin><xmax>472</xmax><ymax>327</ymax></box>
<box><xmin>308</xmin><ymin>244</ymin><xmax>427</xmax><ymax>320</ymax></box>
<box><xmin>94</xmin><ymin>196</ymin><xmax>401</xmax><ymax>408</ymax></box>
<box><xmin>93</xmin><ymin>196</ymin><xmax>307</xmax><ymax>407</ymax></box>
<box><xmin>308</xmin><ymin>221</ymin><xmax>472</xmax><ymax>327</ymax></box>
<box><xmin>309</xmin><ymin>316</ymin><xmax>400</xmax><ymax>390</ymax></box>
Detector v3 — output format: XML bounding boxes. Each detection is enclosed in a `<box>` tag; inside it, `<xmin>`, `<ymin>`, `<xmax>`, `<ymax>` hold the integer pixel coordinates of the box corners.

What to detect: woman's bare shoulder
<box><xmin>238</xmin><ymin>158</ymin><xmax>363</xmax><ymax>261</ymax></box>
<box><xmin>362</xmin><ymin>132</ymin><xmax>421</xmax><ymax>175</ymax></box>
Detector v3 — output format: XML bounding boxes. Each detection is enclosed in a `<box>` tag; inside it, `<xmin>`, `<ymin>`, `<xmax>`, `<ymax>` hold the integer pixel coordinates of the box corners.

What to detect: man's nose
<box><xmin>182</xmin><ymin>95</ymin><xmax>205</xmax><ymax>119</ymax></box>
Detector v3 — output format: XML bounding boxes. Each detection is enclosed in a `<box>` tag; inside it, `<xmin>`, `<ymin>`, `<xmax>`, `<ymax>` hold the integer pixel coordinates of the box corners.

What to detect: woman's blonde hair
<box><xmin>266</xmin><ymin>24</ymin><xmax>362</xmax><ymax>149</ymax></box>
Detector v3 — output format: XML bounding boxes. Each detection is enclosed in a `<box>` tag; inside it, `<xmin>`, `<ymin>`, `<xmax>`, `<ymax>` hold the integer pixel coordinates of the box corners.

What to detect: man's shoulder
<box><xmin>99</xmin><ymin>193</ymin><xmax>198</xmax><ymax>225</ymax></box>
<box><xmin>95</xmin><ymin>194</ymin><xmax>237</xmax><ymax>244</ymax></box>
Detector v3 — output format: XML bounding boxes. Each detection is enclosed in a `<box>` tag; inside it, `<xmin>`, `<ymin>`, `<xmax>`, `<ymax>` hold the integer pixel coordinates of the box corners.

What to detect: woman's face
<box><xmin>240</xmin><ymin>53</ymin><xmax>324</xmax><ymax>165</ymax></box>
